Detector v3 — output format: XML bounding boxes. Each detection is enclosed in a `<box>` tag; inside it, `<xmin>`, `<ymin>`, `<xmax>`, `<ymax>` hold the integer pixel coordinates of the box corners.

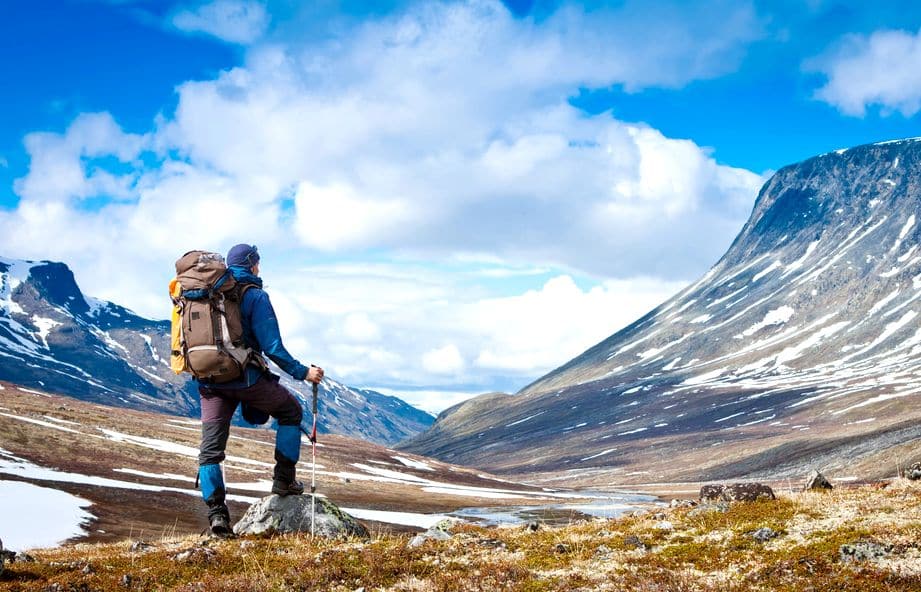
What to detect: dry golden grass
<box><xmin>3</xmin><ymin>480</ymin><xmax>921</xmax><ymax>591</ymax></box>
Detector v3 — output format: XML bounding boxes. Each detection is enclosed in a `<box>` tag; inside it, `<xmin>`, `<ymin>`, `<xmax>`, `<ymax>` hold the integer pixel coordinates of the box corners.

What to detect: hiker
<box><xmin>195</xmin><ymin>244</ymin><xmax>324</xmax><ymax>536</ymax></box>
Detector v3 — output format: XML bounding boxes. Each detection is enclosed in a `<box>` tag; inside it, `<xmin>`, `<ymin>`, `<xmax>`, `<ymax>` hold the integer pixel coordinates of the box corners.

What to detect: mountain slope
<box><xmin>402</xmin><ymin>139</ymin><xmax>921</xmax><ymax>483</ymax></box>
<box><xmin>0</xmin><ymin>257</ymin><xmax>432</xmax><ymax>445</ymax></box>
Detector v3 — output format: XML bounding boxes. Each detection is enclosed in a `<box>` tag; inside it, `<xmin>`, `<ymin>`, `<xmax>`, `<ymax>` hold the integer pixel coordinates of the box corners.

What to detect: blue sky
<box><xmin>2</xmin><ymin>0</ymin><xmax>921</xmax><ymax>411</ymax></box>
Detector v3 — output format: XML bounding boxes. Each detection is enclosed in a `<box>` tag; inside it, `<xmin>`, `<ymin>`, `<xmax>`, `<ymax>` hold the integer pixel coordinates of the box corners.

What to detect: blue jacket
<box><xmin>205</xmin><ymin>267</ymin><xmax>309</xmax><ymax>388</ymax></box>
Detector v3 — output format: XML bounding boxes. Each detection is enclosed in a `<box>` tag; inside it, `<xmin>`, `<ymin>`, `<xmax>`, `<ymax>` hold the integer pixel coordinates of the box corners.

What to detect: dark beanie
<box><xmin>227</xmin><ymin>244</ymin><xmax>260</xmax><ymax>268</ymax></box>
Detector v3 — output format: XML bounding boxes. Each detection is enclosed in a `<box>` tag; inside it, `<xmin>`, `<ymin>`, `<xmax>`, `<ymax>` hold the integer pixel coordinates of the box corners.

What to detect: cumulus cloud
<box><xmin>172</xmin><ymin>0</ymin><xmax>269</xmax><ymax>44</ymax></box>
<box><xmin>808</xmin><ymin>28</ymin><xmax>921</xmax><ymax>117</ymax></box>
<box><xmin>1</xmin><ymin>0</ymin><xmax>768</xmax><ymax>407</ymax></box>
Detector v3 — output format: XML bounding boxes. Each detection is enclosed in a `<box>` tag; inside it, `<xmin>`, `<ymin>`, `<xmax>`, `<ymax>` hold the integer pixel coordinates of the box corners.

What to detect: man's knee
<box><xmin>275</xmin><ymin>395</ymin><xmax>302</xmax><ymax>426</ymax></box>
<box><xmin>199</xmin><ymin>421</ymin><xmax>230</xmax><ymax>465</ymax></box>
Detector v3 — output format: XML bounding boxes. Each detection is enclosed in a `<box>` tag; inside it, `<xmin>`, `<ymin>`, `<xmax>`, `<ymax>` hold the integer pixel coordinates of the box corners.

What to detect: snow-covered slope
<box><xmin>0</xmin><ymin>257</ymin><xmax>432</xmax><ymax>445</ymax></box>
<box><xmin>402</xmin><ymin>139</ymin><xmax>921</xmax><ymax>483</ymax></box>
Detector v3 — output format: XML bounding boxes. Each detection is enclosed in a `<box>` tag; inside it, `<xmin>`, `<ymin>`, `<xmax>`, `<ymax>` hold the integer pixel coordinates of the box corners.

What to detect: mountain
<box><xmin>0</xmin><ymin>257</ymin><xmax>432</xmax><ymax>445</ymax></box>
<box><xmin>402</xmin><ymin>139</ymin><xmax>921</xmax><ymax>484</ymax></box>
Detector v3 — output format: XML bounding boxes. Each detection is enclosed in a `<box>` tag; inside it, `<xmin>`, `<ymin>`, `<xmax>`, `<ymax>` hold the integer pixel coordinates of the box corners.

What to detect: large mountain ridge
<box><xmin>0</xmin><ymin>257</ymin><xmax>432</xmax><ymax>445</ymax></box>
<box><xmin>402</xmin><ymin>139</ymin><xmax>921</xmax><ymax>484</ymax></box>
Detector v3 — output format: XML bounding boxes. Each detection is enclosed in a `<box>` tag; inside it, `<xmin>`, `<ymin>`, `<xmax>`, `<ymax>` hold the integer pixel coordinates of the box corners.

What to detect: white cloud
<box><xmin>809</xmin><ymin>28</ymin><xmax>921</xmax><ymax>117</ymax></box>
<box><xmin>0</xmin><ymin>0</ymin><xmax>768</xmax><ymax>410</ymax></box>
<box><xmin>172</xmin><ymin>0</ymin><xmax>269</xmax><ymax>44</ymax></box>
<box><xmin>422</xmin><ymin>344</ymin><xmax>465</xmax><ymax>375</ymax></box>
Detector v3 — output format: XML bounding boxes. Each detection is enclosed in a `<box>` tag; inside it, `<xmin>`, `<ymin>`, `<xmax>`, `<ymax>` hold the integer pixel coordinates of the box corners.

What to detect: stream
<box><xmin>448</xmin><ymin>490</ymin><xmax>662</xmax><ymax>526</ymax></box>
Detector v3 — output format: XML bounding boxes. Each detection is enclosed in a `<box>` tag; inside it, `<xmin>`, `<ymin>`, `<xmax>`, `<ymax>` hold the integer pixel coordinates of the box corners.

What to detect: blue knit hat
<box><xmin>227</xmin><ymin>244</ymin><xmax>260</xmax><ymax>268</ymax></box>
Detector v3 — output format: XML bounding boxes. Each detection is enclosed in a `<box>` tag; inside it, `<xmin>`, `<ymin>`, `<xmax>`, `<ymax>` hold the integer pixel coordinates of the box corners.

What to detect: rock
<box><xmin>233</xmin><ymin>494</ymin><xmax>369</xmax><ymax>539</ymax></box>
<box><xmin>699</xmin><ymin>484</ymin><xmax>725</xmax><ymax>501</ymax></box>
<box><xmin>171</xmin><ymin>545</ymin><xmax>217</xmax><ymax>563</ymax></box>
<box><xmin>478</xmin><ymin>538</ymin><xmax>507</xmax><ymax>550</ymax></box>
<box><xmin>81</xmin><ymin>564</ymin><xmax>94</xmax><ymax>575</ymax></box>
<box><xmin>652</xmin><ymin>512</ymin><xmax>667</xmax><ymax>520</ymax></box>
<box><xmin>554</xmin><ymin>543</ymin><xmax>571</xmax><ymax>554</ymax></box>
<box><xmin>593</xmin><ymin>544</ymin><xmax>613</xmax><ymax>560</ymax></box>
<box><xmin>624</xmin><ymin>535</ymin><xmax>647</xmax><ymax>550</ymax></box>
<box><xmin>688</xmin><ymin>501</ymin><xmax>730</xmax><ymax>517</ymax></box>
<box><xmin>654</xmin><ymin>521</ymin><xmax>673</xmax><ymax>531</ymax></box>
<box><xmin>129</xmin><ymin>541</ymin><xmax>152</xmax><ymax>553</ymax></box>
<box><xmin>749</xmin><ymin>527</ymin><xmax>779</xmax><ymax>542</ymax></box>
<box><xmin>721</xmin><ymin>483</ymin><xmax>775</xmax><ymax>502</ymax></box>
<box><xmin>524</xmin><ymin>520</ymin><xmax>540</xmax><ymax>532</ymax></box>
<box><xmin>840</xmin><ymin>541</ymin><xmax>892</xmax><ymax>563</ymax></box>
<box><xmin>670</xmin><ymin>499</ymin><xmax>697</xmax><ymax>508</ymax></box>
<box><xmin>804</xmin><ymin>470</ymin><xmax>833</xmax><ymax>491</ymax></box>
<box><xmin>120</xmin><ymin>574</ymin><xmax>133</xmax><ymax>588</ymax></box>
<box><xmin>904</xmin><ymin>462</ymin><xmax>921</xmax><ymax>481</ymax></box>
<box><xmin>407</xmin><ymin>519</ymin><xmax>461</xmax><ymax>548</ymax></box>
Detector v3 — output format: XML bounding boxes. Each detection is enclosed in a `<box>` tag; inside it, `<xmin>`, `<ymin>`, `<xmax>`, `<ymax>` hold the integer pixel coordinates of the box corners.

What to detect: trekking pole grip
<box><xmin>312</xmin><ymin>381</ymin><xmax>318</xmax><ymax>414</ymax></box>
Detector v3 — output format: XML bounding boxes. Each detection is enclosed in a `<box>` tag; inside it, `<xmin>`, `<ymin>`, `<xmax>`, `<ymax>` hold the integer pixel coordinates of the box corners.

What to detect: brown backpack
<box><xmin>169</xmin><ymin>251</ymin><xmax>262</xmax><ymax>383</ymax></box>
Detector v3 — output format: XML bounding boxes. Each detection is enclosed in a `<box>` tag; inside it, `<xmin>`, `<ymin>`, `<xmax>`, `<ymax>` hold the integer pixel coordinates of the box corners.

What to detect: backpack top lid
<box><xmin>175</xmin><ymin>251</ymin><xmax>236</xmax><ymax>293</ymax></box>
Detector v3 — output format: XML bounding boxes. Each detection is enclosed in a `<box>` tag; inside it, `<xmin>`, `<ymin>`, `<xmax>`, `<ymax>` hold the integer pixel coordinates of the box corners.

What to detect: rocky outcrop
<box><xmin>233</xmin><ymin>495</ymin><xmax>369</xmax><ymax>539</ymax></box>
<box><xmin>903</xmin><ymin>462</ymin><xmax>921</xmax><ymax>480</ymax></box>
<box><xmin>803</xmin><ymin>470</ymin><xmax>833</xmax><ymax>490</ymax></box>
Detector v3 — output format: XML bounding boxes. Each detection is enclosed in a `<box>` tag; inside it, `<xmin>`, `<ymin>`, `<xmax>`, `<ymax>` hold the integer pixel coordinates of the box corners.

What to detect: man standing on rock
<box><xmin>197</xmin><ymin>244</ymin><xmax>324</xmax><ymax>536</ymax></box>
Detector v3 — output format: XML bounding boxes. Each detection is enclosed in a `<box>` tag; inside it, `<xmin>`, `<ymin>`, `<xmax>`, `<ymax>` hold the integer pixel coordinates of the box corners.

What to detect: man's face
<box><xmin>252</xmin><ymin>263</ymin><xmax>260</xmax><ymax>277</ymax></box>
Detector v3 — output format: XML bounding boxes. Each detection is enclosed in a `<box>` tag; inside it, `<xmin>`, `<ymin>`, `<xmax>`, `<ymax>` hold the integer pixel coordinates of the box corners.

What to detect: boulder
<box><xmin>699</xmin><ymin>484</ymin><xmax>724</xmax><ymax>502</ymax></box>
<box><xmin>233</xmin><ymin>495</ymin><xmax>369</xmax><ymax>539</ymax></box>
<box><xmin>803</xmin><ymin>470</ymin><xmax>833</xmax><ymax>491</ymax></box>
<box><xmin>721</xmin><ymin>483</ymin><xmax>775</xmax><ymax>502</ymax></box>
<box><xmin>904</xmin><ymin>462</ymin><xmax>921</xmax><ymax>481</ymax></box>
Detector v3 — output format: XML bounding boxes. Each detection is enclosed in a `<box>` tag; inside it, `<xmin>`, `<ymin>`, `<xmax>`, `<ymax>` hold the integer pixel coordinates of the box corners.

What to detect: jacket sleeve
<box><xmin>248</xmin><ymin>290</ymin><xmax>309</xmax><ymax>381</ymax></box>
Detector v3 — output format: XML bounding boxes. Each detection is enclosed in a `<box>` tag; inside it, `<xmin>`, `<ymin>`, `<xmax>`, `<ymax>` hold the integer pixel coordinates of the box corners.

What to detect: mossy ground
<box><xmin>3</xmin><ymin>480</ymin><xmax>921</xmax><ymax>591</ymax></box>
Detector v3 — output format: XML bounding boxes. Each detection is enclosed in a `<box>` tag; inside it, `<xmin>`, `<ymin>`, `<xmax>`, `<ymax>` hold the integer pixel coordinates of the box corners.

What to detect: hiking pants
<box><xmin>197</xmin><ymin>375</ymin><xmax>303</xmax><ymax>510</ymax></box>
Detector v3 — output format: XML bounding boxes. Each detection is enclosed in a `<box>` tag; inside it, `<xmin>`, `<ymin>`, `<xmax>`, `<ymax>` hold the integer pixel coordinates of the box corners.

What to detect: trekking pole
<box><xmin>310</xmin><ymin>379</ymin><xmax>319</xmax><ymax>537</ymax></box>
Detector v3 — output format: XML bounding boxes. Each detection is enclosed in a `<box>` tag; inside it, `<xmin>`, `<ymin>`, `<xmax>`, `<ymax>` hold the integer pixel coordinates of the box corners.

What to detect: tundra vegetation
<box><xmin>2</xmin><ymin>480</ymin><xmax>920</xmax><ymax>591</ymax></box>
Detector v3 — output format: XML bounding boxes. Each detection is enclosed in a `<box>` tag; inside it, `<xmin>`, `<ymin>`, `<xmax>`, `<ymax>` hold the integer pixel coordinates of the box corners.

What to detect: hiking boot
<box><xmin>209</xmin><ymin>513</ymin><xmax>233</xmax><ymax>538</ymax></box>
<box><xmin>271</xmin><ymin>479</ymin><xmax>305</xmax><ymax>496</ymax></box>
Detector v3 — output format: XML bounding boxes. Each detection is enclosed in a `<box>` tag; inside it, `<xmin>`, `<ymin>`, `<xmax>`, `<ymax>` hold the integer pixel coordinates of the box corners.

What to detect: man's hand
<box><xmin>307</xmin><ymin>365</ymin><xmax>324</xmax><ymax>384</ymax></box>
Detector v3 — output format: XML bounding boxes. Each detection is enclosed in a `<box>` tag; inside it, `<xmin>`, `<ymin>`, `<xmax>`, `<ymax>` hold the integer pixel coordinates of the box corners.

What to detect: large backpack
<box><xmin>169</xmin><ymin>250</ymin><xmax>262</xmax><ymax>383</ymax></box>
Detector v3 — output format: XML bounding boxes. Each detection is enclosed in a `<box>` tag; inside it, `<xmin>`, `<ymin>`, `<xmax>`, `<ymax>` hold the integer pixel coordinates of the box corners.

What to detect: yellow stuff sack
<box><xmin>169</xmin><ymin>277</ymin><xmax>187</xmax><ymax>374</ymax></box>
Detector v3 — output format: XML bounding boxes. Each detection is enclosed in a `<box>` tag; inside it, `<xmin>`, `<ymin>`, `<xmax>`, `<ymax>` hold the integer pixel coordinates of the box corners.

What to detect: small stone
<box><xmin>593</xmin><ymin>544</ymin><xmax>613</xmax><ymax>559</ymax></box>
<box><xmin>670</xmin><ymin>499</ymin><xmax>697</xmax><ymax>508</ymax></box>
<box><xmin>354</xmin><ymin>588</ymin><xmax>365</xmax><ymax>592</ymax></box>
<box><xmin>840</xmin><ymin>541</ymin><xmax>892</xmax><ymax>563</ymax></box>
<box><xmin>239</xmin><ymin>540</ymin><xmax>255</xmax><ymax>550</ymax></box>
<box><xmin>81</xmin><ymin>564</ymin><xmax>95</xmax><ymax>575</ymax></box>
<box><xmin>478</xmin><ymin>538</ymin><xmax>507</xmax><ymax>550</ymax></box>
<box><xmin>624</xmin><ymin>535</ymin><xmax>646</xmax><ymax>549</ymax></box>
<box><xmin>804</xmin><ymin>470</ymin><xmax>833</xmax><ymax>491</ymax></box>
<box><xmin>129</xmin><ymin>541</ymin><xmax>152</xmax><ymax>553</ymax></box>
<box><xmin>554</xmin><ymin>543</ymin><xmax>571</xmax><ymax>554</ymax></box>
<box><xmin>525</xmin><ymin>520</ymin><xmax>540</xmax><ymax>532</ymax></box>
<box><xmin>904</xmin><ymin>462</ymin><xmax>921</xmax><ymax>481</ymax></box>
<box><xmin>654</xmin><ymin>521</ymin><xmax>673</xmax><ymax>531</ymax></box>
<box><xmin>652</xmin><ymin>512</ymin><xmax>667</xmax><ymax>520</ymax></box>
<box><xmin>408</xmin><ymin>529</ymin><xmax>451</xmax><ymax>548</ymax></box>
<box><xmin>171</xmin><ymin>546</ymin><xmax>217</xmax><ymax>563</ymax></box>
<box><xmin>750</xmin><ymin>527</ymin><xmax>779</xmax><ymax>542</ymax></box>
<box><xmin>120</xmin><ymin>574</ymin><xmax>134</xmax><ymax>588</ymax></box>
